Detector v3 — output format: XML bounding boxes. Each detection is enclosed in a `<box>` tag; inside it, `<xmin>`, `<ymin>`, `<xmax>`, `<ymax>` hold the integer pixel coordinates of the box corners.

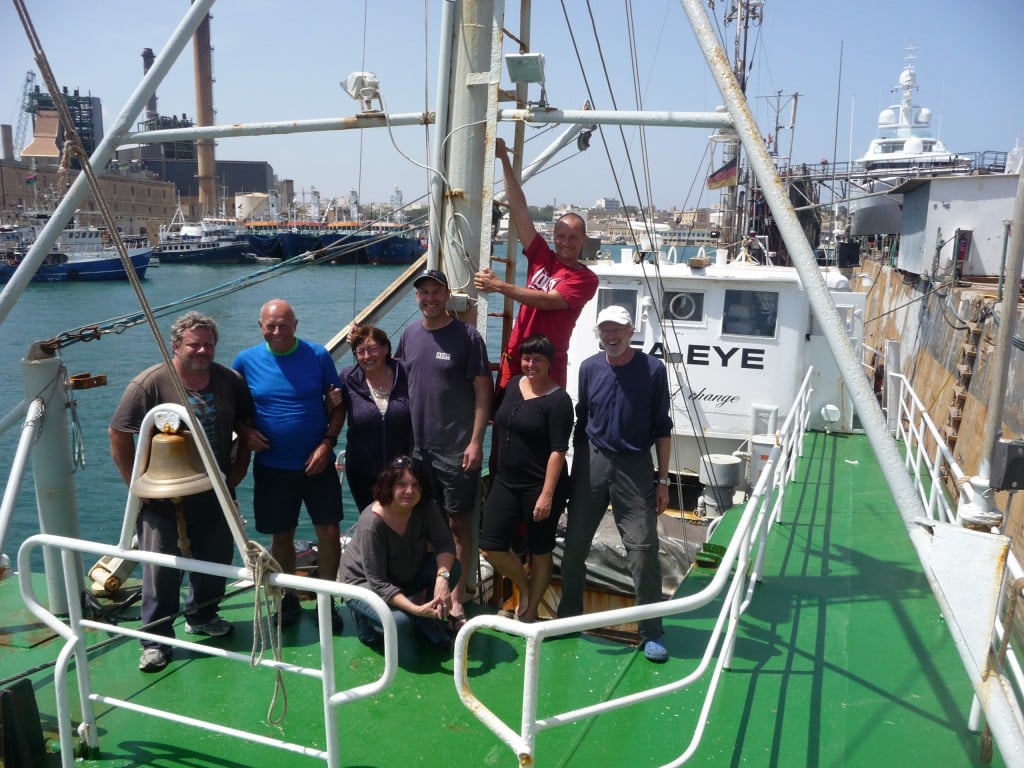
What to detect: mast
<box><xmin>429</xmin><ymin>0</ymin><xmax>503</xmax><ymax>339</ymax></box>
<box><xmin>717</xmin><ymin>0</ymin><xmax>763</xmax><ymax>254</ymax></box>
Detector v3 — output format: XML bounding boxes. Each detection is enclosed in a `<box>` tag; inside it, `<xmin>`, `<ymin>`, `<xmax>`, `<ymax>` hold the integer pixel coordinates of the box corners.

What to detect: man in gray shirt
<box><xmin>395</xmin><ymin>270</ymin><xmax>491</xmax><ymax>628</ymax></box>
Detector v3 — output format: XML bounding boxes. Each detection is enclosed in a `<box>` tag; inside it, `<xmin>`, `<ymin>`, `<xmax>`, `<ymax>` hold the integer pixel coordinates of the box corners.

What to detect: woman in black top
<box><xmin>480</xmin><ymin>334</ymin><xmax>573</xmax><ymax>621</ymax></box>
<box><xmin>338</xmin><ymin>326</ymin><xmax>413</xmax><ymax>511</ymax></box>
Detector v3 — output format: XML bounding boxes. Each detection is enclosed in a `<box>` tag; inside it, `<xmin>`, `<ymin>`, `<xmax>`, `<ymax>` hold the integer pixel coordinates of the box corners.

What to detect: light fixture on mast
<box><xmin>505</xmin><ymin>53</ymin><xmax>547</xmax><ymax>107</ymax></box>
<box><xmin>341</xmin><ymin>72</ymin><xmax>382</xmax><ymax>113</ymax></box>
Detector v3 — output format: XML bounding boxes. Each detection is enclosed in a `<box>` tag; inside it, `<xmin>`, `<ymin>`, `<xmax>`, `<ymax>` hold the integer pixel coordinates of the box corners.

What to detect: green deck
<box><xmin>0</xmin><ymin>431</ymin><xmax>1004</xmax><ymax>767</ymax></box>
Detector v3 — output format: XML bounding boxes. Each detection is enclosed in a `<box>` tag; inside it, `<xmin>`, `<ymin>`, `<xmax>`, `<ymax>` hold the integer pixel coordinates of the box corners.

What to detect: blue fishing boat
<box><xmin>0</xmin><ymin>223</ymin><xmax>151</xmax><ymax>283</ymax></box>
<box><xmin>240</xmin><ymin>219</ymin><xmax>426</xmax><ymax>264</ymax></box>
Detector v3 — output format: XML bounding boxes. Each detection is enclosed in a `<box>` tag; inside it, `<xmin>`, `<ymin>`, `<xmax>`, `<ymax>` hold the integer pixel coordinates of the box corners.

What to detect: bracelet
<box><xmin>437</xmin><ymin>569</ymin><xmax>451</xmax><ymax>579</ymax></box>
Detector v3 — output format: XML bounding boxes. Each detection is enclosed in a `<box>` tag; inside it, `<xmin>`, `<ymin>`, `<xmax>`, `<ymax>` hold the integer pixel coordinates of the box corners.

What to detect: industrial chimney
<box><xmin>141</xmin><ymin>48</ymin><xmax>158</xmax><ymax>122</ymax></box>
<box><xmin>0</xmin><ymin>125</ymin><xmax>14</xmax><ymax>161</ymax></box>
<box><xmin>193</xmin><ymin>11</ymin><xmax>216</xmax><ymax>216</ymax></box>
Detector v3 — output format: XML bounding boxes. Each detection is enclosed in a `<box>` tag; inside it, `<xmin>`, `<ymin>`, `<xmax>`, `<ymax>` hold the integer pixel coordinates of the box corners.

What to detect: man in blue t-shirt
<box><xmin>233</xmin><ymin>299</ymin><xmax>345</xmax><ymax>631</ymax></box>
<box><xmin>557</xmin><ymin>305</ymin><xmax>674</xmax><ymax>663</ymax></box>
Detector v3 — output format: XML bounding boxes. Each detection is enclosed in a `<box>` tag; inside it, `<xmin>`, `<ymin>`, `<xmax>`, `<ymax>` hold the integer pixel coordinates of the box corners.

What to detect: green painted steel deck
<box><xmin>0</xmin><ymin>432</ymin><xmax>1005</xmax><ymax>766</ymax></box>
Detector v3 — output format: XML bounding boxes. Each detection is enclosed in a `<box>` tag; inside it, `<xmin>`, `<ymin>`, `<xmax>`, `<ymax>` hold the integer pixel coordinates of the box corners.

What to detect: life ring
<box><xmin>668</xmin><ymin>292</ymin><xmax>697</xmax><ymax>321</ymax></box>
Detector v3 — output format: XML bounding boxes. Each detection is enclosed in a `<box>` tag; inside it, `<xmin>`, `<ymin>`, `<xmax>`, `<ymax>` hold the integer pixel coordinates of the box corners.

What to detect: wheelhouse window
<box><xmin>594</xmin><ymin>287</ymin><xmax>640</xmax><ymax>333</ymax></box>
<box><xmin>596</xmin><ymin>287</ymin><xmax>638</xmax><ymax>316</ymax></box>
<box><xmin>722</xmin><ymin>289</ymin><xmax>778</xmax><ymax>337</ymax></box>
<box><xmin>662</xmin><ymin>290</ymin><xmax>704</xmax><ymax>322</ymax></box>
<box><xmin>811</xmin><ymin>303</ymin><xmax>857</xmax><ymax>337</ymax></box>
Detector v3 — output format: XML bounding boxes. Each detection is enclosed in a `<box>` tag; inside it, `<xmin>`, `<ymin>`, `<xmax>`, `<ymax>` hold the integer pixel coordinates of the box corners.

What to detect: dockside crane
<box><xmin>13</xmin><ymin>70</ymin><xmax>36</xmax><ymax>161</ymax></box>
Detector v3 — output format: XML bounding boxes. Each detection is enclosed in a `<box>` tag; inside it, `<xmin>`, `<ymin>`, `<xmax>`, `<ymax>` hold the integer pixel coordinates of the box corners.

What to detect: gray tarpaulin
<box><xmin>552</xmin><ymin>511</ymin><xmax>700</xmax><ymax>599</ymax></box>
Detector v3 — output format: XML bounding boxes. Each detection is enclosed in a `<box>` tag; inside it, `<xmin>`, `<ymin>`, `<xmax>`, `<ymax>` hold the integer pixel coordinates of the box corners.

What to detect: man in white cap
<box><xmin>396</xmin><ymin>269</ymin><xmax>492</xmax><ymax>630</ymax></box>
<box><xmin>558</xmin><ymin>305</ymin><xmax>673</xmax><ymax>662</ymax></box>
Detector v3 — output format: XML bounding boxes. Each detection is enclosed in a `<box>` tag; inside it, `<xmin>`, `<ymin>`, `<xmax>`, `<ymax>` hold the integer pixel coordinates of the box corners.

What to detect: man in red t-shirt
<box><xmin>475</xmin><ymin>138</ymin><xmax>599</xmax><ymax>389</ymax></box>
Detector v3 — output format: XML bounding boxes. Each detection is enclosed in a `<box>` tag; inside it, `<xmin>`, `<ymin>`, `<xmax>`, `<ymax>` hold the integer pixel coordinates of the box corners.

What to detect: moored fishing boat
<box><xmin>0</xmin><ymin>2</ymin><xmax>1022</xmax><ymax>768</ymax></box>
<box><xmin>0</xmin><ymin>223</ymin><xmax>151</xmax><ymax>283</ymax></box>
<box><xmin>239</xmin><ymin>219</ymin><xmax>427</xmax><ymax>264</ymax></box>
<box><xmin>153</xmin><ymin>207</ymin><xmax>252</xmax><ymax>265</ymax></box>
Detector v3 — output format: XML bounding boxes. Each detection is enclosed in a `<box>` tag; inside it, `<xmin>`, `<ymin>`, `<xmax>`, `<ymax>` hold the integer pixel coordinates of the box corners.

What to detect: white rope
<box><xmin>246</xmin><ymin>540</ymin><xmax>289</xmax><ymax>725</ymax></box>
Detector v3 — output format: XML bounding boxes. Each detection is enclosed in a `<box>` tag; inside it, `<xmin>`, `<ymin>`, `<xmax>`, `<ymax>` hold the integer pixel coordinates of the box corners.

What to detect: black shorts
<box><xmin>419</xmin><ymin>449</ymin><xmax>480</xmax><ymax>517</ymax></box>
<box><xmin>252</xmin><ymin>463</ymin><xmax>344</xmax><ymax>534</ymax></box>
<box><xmin>479</xmin><ymin>478</ymin><xmax>562</xmax><ymax>555</ymax></box>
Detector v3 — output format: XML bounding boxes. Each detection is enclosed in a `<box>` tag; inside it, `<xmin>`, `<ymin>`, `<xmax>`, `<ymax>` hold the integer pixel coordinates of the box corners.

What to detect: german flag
<box><xmin>706</xmin><ymin>158</ymin><xmax>738</xmax><ymax>190</ymax></box>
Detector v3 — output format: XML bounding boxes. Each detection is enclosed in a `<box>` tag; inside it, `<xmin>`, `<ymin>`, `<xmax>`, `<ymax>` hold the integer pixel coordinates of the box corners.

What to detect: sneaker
<box><xmin>316</xmin><ymin>599</ymin><xmax>344</xmax><ymax>635</ymax></box>
<box><xmin>139</xmin><ymin>646</ymin><xmax>171</xmax><ymax>673</ymax></box>
<box><xmin>274</xmin><ymin>592</ymin><xmax>302</xmax><ymax>628</ymax></box>
<box><xmin>643</xmin><ymin>637</ymin><xmax>669</xmax><ymax>663</ymax></box>
<box><xmin>185</xmin><ymin>615</ymin><xmax>233</xmax><ymax>637</ymax></box>
<box><xmin>350</xmin><ymin>606</ymin><xmax>383</xmax><ymax>647</ymax></box>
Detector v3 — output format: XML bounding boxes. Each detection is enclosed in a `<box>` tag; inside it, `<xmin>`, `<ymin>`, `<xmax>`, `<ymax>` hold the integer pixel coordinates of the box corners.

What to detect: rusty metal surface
<box><xmin>0</xmin><ymin>602</ymin><xmax>57</xmax><ymax>650</ymax></box>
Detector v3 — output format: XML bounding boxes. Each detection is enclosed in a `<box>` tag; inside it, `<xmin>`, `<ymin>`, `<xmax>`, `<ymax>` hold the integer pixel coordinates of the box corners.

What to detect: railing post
<box><xmin>22</xmin><ymin>343</ymin><xmax>83</xmax><ymax>613</ymax></box>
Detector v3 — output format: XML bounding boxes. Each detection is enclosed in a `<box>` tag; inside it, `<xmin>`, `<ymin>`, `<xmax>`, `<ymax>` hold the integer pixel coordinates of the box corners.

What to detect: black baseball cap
<box><xmin>413</xmin><ymin>269</ymin><xmax>449</xmax><ymax>290</ymax></box>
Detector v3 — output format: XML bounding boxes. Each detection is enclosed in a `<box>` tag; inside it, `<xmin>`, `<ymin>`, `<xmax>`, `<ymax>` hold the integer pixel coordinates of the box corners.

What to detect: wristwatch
<box><xmin>656</xmin><ymin>477</ymin><xmax>671</xmax><ymax>486</ymax></box>
<box><xmin>437</xmin><ymin>569</ymin><xmax>451</xmax><ymax>579</ymax></box>
<box><xmin>322</xmin><ymin>434</ymin><xmax>338</xmax><ymax>447</ymax></box>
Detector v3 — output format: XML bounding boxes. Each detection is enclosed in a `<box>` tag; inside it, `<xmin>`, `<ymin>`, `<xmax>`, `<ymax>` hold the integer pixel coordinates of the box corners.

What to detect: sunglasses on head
<box><xmin>391</xmin><ymin>455</ymin><xmax>413</xmax><ymax>469</ymax></box>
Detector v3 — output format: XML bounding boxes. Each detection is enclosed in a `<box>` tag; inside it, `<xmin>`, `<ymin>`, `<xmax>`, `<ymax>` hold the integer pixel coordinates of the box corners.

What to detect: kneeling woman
<box><xmin>481</xmin><ymin>334</ymin><xmax>573</xmax><ymax>621</ymax></box>
<box><xmin>339</xmin><ymin>457</ymin><xmax>460</xmax><ymax>648</ymax></box>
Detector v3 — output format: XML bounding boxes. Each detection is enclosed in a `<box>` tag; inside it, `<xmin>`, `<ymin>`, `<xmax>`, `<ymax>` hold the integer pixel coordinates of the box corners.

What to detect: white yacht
<box><xmin>848</xmin><ymin>47</ymin><xmax>971</xmax><ymax>235</ymax></box>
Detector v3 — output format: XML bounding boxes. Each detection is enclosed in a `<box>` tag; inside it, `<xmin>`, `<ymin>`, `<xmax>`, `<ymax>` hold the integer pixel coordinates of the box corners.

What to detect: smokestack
<box><xmin>141</xmin><ymin>48</ymin><xmax>158</xmax><ymax>121</ymax></box>
<box><xmin>193</xmin><ymin>13</ymin><xmax>216</xmax><ymax>216</ymax></box>
<box><xmin>1</xmin><ymin>125</ymin><xmax>14</xmax><ymax>161</ymax></box>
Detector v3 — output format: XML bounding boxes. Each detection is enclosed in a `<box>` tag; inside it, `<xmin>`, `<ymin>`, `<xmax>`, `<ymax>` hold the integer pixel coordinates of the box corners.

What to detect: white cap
<box><xmin>595</xmin><ymin>305</ymin><xmax>633</xmax><ymax>327</ymax></box>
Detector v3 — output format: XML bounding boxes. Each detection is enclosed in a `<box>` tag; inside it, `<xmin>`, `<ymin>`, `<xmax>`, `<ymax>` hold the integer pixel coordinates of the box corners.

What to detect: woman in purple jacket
<box><xmin>340</xmin><ymin>326</ymin><xmax>413</xmax><ymax>511</ymax></box>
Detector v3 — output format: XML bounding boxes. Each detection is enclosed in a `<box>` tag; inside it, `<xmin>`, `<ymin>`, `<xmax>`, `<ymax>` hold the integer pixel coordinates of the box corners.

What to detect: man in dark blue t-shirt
<box><xmin>396</xmin><ymin>270</ymin><xmax>491</xmax><ymax>627</ymax></box>
<box><xmin>557</xmin><ymin>305</ymin><xmax>674</xmax><ymax>663</ymax></box>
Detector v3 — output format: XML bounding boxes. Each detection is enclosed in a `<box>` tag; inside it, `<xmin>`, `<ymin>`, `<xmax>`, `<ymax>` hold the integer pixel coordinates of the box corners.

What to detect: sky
<box><xmin>2</xmin><ymin>0</ymin><xmax>1022</xmax><ymax>212</ymax></box>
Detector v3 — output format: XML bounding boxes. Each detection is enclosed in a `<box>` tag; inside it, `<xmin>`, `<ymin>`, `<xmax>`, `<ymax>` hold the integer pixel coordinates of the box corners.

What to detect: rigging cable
<box><xmin>561</xmin><ymin>1</ymin><xmax>720</xmax><ymax>482</ymax></box>
<box><xmin>577</xmin><ymin>0</ymin><xmax>657</xmax><ymax>253</ymax></box>
<box><xmin>624</xmin><ymin>0</ymin><xmax>658</xmax><ymax>234</ymax></box>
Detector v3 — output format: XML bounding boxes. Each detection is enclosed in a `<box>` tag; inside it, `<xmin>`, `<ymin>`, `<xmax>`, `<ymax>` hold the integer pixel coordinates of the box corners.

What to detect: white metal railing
<box><xmin>452</xmin><ymin>367</ymin><xmax>817</xmax><ymax>767</ymax></box>
<box><xmin>887</xmin><ymin>372</ymin><xmax>1024</xmax><ymax>751</ymax></box>
<box><xmin>888</xmin><ymin>373</ymin><xmax>979</xmax><ymax>523</ymax></box>
<box><xmin>0</xmin><ymin>398</ymin><xmax>42</xmax><ymax>567</ymax></box>
<box><xmin>18</xmin><ymin>534</ymin><xmax>398</xmax><ymax>768</ymax></box>
<box><xmin>17</xmin><ymin>397</ymin><xmax>403</xmax><ymax>768</ymax></box>
<box><xmin>859</xmin><ymin>339</ymin><xmax>881</xmax><ymax>381</ymax></box>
